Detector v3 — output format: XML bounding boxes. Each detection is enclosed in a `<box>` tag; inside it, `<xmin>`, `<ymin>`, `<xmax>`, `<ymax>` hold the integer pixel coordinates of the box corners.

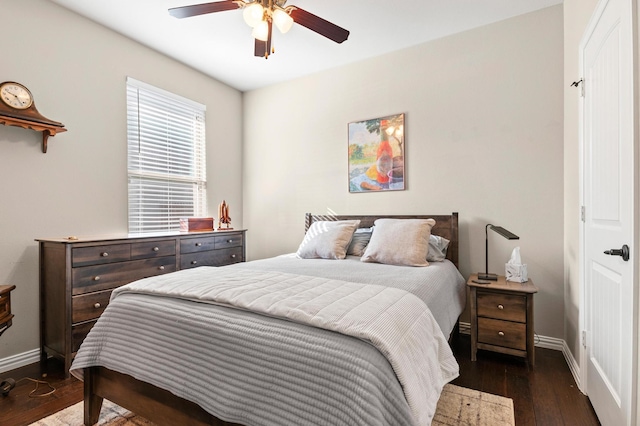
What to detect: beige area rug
<box><xmin>31</xmin><ymin>384</ymin><xmax>514</xmax><ymax>426</ymax></box>
<box><xmin>433</xmin><ymin>384</ymin><xmax>515</xmax><ymax>426</ymax></box>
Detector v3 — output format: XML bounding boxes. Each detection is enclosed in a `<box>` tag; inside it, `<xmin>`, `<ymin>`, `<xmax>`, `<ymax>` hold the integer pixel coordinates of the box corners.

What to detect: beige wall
<box><xmin>243</xmin><ymin>6</ymin><xmax>565</xmax><ymax>338</ymax></box>
<box><xmin>562</xmin><ymin>0</ymin><xmax>599</xmax><ymax>370</ymax></box>
<box><xmin>0</xmin><ymin>0</ymin><xmax>243</xmax><ymax>361</ymax></box>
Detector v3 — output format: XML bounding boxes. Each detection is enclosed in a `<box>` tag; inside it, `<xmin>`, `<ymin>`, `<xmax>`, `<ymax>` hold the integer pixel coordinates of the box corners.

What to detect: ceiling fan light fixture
<box><xmin>272</xmin><ymin>8</ymin><xmax>294</xmax><ymax>34</ymax></box>
<box><xmin>252</xmin><ymin>19</ymin><xmax>270</xmax><ymax>41</ymax></box>
<box><xmin>243</xmin><ymin>2</ymin><xmax>264</xmax><ymax>27</ymax></box>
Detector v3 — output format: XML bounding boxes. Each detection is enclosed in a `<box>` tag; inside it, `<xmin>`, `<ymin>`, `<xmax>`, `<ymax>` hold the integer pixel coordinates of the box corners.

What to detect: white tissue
<box><xmin>508</xmin><ymin>247</ymin><xmax>522</xmax><ymax>265</ymax></box>
<box><xmin>505</xmin><ymin>247</ymin><xmax>528</xmax><ymax>282</ymax></box>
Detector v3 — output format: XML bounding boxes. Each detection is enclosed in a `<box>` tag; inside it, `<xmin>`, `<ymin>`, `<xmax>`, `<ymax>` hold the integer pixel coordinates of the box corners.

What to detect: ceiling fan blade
<box><xmin>254</xmin><ymin>21</ymin><xmax>273</xmax><ymax>58</ymax></box>
<box><xmin>169</xmin><ymin>1</ymin><xmax>240</xmax><ymax>19</ymax></box>
<box><xmin>289</xmin><ymin>7</ymin><xmax>349</xmax><ymax>44</ymax></box>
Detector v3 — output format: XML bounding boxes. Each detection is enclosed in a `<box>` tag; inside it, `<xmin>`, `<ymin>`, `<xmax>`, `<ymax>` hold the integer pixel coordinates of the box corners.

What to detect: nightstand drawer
<box><xmin>477</xmin><ymin>292</ymin><xmax>526</xmax><ymax>322</ymax></box>
<box><xmin>478</xmin><ymin>317</ymin><xmax>526</xmax><ymax>350</ymax></box>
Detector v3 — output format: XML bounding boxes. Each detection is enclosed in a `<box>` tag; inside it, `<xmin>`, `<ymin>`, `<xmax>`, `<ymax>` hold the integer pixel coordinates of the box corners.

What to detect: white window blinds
<box><xmin>127</xmin><ymin>77</ymin><xmax>207</xmax><ymax>234</ymax></box>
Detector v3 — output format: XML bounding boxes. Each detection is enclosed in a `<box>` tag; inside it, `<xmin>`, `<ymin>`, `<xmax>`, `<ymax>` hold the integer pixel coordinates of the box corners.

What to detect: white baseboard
<box><xmin>0</xmin><ymin>348</ymin><xmax>40</xmax><ymax>374</ymax></box>
<box><xmin>562</xmin><ymin>340</ymin><xmax>582</xmax><ymax>392</ymax></box>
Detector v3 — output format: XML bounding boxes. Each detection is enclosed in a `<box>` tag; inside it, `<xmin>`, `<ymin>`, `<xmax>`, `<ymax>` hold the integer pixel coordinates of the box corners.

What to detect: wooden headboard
<box><xmin>304</xmin><ymin>212</ymin><xmax>459</xmax><ymax>268</ymax></box>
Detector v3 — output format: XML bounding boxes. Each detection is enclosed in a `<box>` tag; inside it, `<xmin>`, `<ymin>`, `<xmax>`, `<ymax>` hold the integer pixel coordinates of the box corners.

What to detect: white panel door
<box><xmin>581</xmin><ymin>0</ymin><xmax>635</xmax><ymax>425</ymax></box>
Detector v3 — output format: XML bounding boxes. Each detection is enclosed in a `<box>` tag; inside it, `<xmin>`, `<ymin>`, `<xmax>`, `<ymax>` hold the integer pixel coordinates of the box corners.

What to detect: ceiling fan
<box><xmin>169</xmin><ymin>0</ymin><xmax>350</xmax><ymax>59</ymax></box>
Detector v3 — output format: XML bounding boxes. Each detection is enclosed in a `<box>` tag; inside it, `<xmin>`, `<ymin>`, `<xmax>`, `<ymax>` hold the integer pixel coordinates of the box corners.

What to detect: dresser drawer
<box><xmin>215</xmin><ymin>233</ymin><xmax>243</xmax><ymax>249</ymax></box>
<box><xmin>73</xmin><ymin>290</ymin><xmax>112</xmax><ymax>323</ymax></box>
<box><xmin>72</xmin><ymin>321</ymin><xmax>96</xmax><ymax>353</ymax></box>
<box><xmin>478</xmin><ymin>317</ymin><xmax>526</xmax><ymax>350</ymax></box>
<box><xmin>477</xmin><ymin>292</ymin><xmax>526</xmax><ymax>323</ymax></box>
<box><xmin>72</xmin><ymin>257</ymin><xmax>177</xmax><ymax>295</ymax></box>
<box><xmin>180</xmin><ymin>236</ymin><xmax>216</xmax><ymax>254</ymax></box>
<box><xmin>72</xmin><ymin>244</ymin><xmax>130</xmax><ymax>267</ymax></box>
<box><xmin>131</xmin><ymin>240</ymin><xmax>176</xmax><ymax>260</ymax></box>
<box><xmin>180</xmin><ymin>246</ymin><xmax>243</xmax><ymax>269</ymax></box>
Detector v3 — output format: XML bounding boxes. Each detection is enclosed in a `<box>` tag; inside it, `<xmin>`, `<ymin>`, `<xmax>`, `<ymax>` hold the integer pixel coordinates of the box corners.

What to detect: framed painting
<box><xmin>348</xmin><ymin>113</ymin><xmax>405</xmax><ymax>192</ymax></box>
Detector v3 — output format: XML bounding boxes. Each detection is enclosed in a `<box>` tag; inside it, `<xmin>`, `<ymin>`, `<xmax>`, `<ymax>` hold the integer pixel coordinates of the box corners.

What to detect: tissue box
<box><xmin>505</xmin><ymin>263</ymin><xmax>528</xmax><ymax>283</ymax></box>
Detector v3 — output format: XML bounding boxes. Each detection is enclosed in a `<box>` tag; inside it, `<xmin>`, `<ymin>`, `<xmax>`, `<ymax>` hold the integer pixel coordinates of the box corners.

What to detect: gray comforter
<box><xmin>71</xmin><ymin>256</ymin><xmax>466</xmax><ymax>426</ymax></box>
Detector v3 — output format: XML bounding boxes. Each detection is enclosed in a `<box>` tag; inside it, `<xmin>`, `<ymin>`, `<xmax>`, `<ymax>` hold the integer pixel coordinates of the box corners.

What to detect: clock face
<box><xmin>0</xmin><ymin>82</ymin><xmax>33</xmax><ymax>110</ymax></box>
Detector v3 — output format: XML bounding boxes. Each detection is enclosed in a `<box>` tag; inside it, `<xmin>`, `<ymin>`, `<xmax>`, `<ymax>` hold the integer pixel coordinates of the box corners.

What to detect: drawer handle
<box><xmin>497</xmin><ymin>304</ymin><xmax>504</xmax><ymax>310</ymax></box>
<box><xmin>498</xmin><ymin>331</ymin><xmax>505</xmax><ymax>336</ymax></box>
<box><xmin>191</xmin><ymin>260</ymin><xmax>197</xmax><ymax>265</ymax></box>
<box><xmin>227</xmin><ymin>239</ymin><xmax>233</xmax><ymax>243</ymax></box>
<box><xmin>93</xmin><ymin>276</ymin><xmax>100</xmax><ymax>281</ymax></box>
<box><xmin>153</xmin><ymin>247</ymin><xmax>159</xmax><ymax>252</ymax></box>
<box><xmin>94</xmin><ymin>303</ymin><xmax>101</xmax><ymax>309</ymax></box>
<box><xmin>196</xmin><ymin>243</ymin><xmax>202</xmax><ymax>247</ymax></box>
<box><xmin>159</xmin><ymin>266</ymin><xmax>165</xmax><ymax>270</ymax></box>
<box><xmin>101</xmin><ymin>252</ymin><xmax>109</xmax><ymax>257</ymax></box>
<box><xmin>231</xmin><ymin>254</ymin><xmax>236</xmax><ymax>258</ymax></box>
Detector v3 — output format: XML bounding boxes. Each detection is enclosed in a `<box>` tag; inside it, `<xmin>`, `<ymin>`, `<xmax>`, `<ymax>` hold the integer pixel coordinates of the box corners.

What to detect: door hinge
<box><xmin>581</xmin><ymin>206</ymin><xmax>585</xmax><ymax>222</ymax></box>
<box><xmin>582</xmin><ymin>330</ymin><xmax>587</xmax><ymax>348</ymax></box>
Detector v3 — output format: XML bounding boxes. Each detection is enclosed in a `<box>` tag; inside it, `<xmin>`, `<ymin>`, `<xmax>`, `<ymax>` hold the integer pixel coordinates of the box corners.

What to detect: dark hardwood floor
<box><xmin>450</xmin><ymin>334</ymin><xmax>600</xmax><ymax>425</ymax></box>
<box><xmin>0</xmin><ymin>334</ymin><xmax>600</xmax><ymax>425</ymax></box>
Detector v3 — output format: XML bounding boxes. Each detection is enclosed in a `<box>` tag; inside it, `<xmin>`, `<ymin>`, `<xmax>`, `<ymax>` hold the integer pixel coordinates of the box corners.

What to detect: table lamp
<box><xmin>478</xmin><ymin>224</ymin><xmax>519</xmax><ymax>280</ymax></box>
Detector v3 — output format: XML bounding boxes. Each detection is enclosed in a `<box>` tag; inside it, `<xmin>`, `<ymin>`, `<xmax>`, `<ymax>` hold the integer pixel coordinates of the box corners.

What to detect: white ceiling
<box><xmin>49</xmin><ymin>0</ymin><xmax>562</xmax><ymax>92</ymax></box>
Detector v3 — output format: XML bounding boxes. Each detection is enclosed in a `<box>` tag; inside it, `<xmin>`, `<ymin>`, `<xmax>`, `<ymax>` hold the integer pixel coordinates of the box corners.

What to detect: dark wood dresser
<box><xmin>37</xmin><ymin>230</ymin><xmax>246</xmax><ymax>374</ymax></box>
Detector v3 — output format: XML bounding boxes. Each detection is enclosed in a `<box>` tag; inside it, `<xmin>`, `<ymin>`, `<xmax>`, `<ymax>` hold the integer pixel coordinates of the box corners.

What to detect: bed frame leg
<box><xmin>84</xmin><ymin>367</ymin><xmax>103</xmax><ymax>426</ymax></box>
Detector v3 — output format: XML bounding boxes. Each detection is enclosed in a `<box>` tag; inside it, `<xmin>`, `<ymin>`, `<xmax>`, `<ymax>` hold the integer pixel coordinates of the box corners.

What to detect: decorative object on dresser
<box><xmin>467</xmin><ymin>274</ymin><xmax>538</xmax><ymax>365</ymax></box>
<box><xmin>179</xmin><ymin>217</ymin><xmax>214</xmax><ymax>232</ymax></box>
<box><xmin>0</xmin><ymin>285</ymin><xmax>16</xmax><ymax>396</ymax></box>
<box><xmin>217</xmin><ymin>200</ymin><xmax>233</xmax><ymax>230</ymax></box>
<box><xmin>0</xmin><ymin>81</ymin><xmax>66</xmax><ymax>153</ymax></box>
<box><xmin>348</xmin><ymin>113</ymin><xmax>405</xmax><ymax>192</ymax></box>
<box><xmin>36</xmin><ymin>229</ymin><xmax>246</xmax><ymax>375</ymax></box>
<box><xmin>478</xmin><ymin>224</ymin><xmax>519</xmax><ymax>281</ymax></box>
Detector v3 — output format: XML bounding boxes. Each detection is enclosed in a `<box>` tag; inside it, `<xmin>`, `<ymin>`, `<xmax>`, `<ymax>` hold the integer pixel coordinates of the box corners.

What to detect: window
<box><xmin>127</xmin><ymin>77</ymin><xmax>206</xmax><ymax>233</ymax></box>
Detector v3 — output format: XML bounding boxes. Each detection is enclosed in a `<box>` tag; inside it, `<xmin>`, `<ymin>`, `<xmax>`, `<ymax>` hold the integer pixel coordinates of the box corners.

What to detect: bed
<box><xmin>71</xmin><ymin>213</ymin><xmax>465</xmax><ymax>426</ymax></box>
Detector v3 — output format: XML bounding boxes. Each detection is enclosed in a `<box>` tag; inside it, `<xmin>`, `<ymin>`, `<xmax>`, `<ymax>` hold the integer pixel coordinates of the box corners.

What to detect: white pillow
<box><xmin>347</xmin><ymin>226</ymin><xmax>374</xmax><ymax>256</ymax></box>
<box><xmin>427</xmin><ymin>234</ymin><xmax>450</xmax><ymax>262</ymax></box>
<box><xmin>296</xmin><ymin>220</ymin><xmax>361</xmax><ymax>259</ymax></box>
<box><xmin>361</xmin><ymin>218</ymin><xmax>436</xmax><ymax>267</ymax></box>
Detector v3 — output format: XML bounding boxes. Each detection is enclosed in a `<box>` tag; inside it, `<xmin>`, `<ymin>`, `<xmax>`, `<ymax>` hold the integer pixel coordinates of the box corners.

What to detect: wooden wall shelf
<box><xmin>0</xmin><ymin>115</ymin><xmax>66</xmax><ymax>153</ymax></box>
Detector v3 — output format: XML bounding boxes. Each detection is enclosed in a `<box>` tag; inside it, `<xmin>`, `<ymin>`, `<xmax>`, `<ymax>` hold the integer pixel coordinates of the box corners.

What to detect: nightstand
<box><xmin>0</xmin><ymin>285</ymin><xmax>15</xmax><ymax>336</ymax></box>
<box><xmin>468</xmin><ymin>274</ymin><xmax>538</xmax><ymax>365</ymax></box>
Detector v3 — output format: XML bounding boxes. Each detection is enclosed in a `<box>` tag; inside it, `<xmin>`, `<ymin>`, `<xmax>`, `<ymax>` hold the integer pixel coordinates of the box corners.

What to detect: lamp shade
<box><xmin>243</xmin><ymin>3</ymin><xmax>264</xmax><ymax>28</ymax></box>
<box><xmin>252</xmin><ymin>20</ymin><xmax>270</xmax><ymax>41</ymax></box>
<box><xmin>489</xmin><ymin>225</ymin><xmax>519</xmax><ymax>240</ymax></box>
<box><xmin>273</xmin><ymin>8</ymin><xmax>294</xmax><ymax>34</ymax></box>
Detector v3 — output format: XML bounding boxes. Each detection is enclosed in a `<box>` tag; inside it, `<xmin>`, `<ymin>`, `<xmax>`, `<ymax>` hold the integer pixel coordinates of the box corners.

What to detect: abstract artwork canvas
<box><xmin>348</xmin><ymin>113</ymin><xmax>405</xmax><ymax>192</ymax></box>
